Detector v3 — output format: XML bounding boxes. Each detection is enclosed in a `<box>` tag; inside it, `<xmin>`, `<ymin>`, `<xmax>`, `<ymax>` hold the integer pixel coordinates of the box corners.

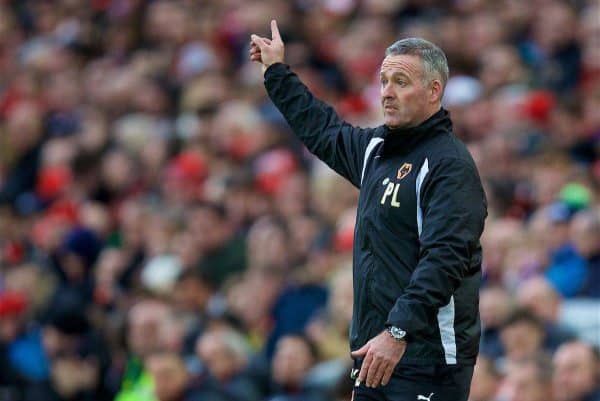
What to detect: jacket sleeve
<box><xmin>264</xmin><ymin>63</ymin><xmax>375</xmax><ymax>188</ymax></box>
<box><xmin>386</xmin><ymin>158</ymin><xmax>487</xmax><ymax>338</ymax></box>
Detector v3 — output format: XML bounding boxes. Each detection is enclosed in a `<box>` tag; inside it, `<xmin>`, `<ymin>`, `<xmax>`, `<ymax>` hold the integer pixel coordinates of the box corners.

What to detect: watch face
<box><xmin>390</xmin><ymin>327</ymin><xmax>406</xmax><ymax>339</ymax></box>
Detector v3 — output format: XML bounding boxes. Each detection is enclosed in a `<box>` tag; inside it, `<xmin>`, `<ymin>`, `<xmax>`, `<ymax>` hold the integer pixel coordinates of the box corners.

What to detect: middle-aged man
<box><xmin>553</xmin><ymin>341</ymin><xmax>600</xmax><ymax>401</ymax></box>
<box><xmin>497</xmin><ymin>355</ymin><xmax>553</xmax><ymax>401</ymax></box>
<box><xmin>250</xmin><ymin>20</ymin><xmax>487</xmax><ymax>401</ymax></box>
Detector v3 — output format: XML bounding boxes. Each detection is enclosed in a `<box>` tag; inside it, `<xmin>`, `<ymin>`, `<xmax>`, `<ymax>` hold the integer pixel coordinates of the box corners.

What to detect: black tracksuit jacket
<box><xmin>264</xmin><ymin>63</ymin><xmax>487</xmax><ymax>366</ymax></box>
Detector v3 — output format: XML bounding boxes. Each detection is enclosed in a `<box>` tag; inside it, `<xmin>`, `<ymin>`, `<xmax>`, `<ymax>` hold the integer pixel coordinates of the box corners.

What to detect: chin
<box><xmin>385</xmin><ymin>120</ymin><xmax>407</xmax><ymax>129</ymax></box>
<box><xmin>384</xmin><ymin>113</ymin><xmax>405</xmax><ymax>128</ymax></box>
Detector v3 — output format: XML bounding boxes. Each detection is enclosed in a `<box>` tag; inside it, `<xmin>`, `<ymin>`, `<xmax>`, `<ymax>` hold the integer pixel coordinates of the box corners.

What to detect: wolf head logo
<box><xmin>397</xmin><ymin>163</ymin><xmax>412</xmax><ymax>180</ymax></box>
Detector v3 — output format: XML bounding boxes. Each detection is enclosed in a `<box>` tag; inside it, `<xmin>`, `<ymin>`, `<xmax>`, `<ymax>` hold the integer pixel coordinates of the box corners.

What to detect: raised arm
<box><xmin>250</xmin><ymin>20</ymin><xmax>375</xmax><ymax>188</ymax></box>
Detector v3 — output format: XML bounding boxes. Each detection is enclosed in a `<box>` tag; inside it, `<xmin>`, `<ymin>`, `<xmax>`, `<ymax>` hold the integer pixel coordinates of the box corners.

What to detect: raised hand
<box><xmin>250</xmin><ymin>19</ymin><xmax>285</xmax><ymax>74</ymax></box>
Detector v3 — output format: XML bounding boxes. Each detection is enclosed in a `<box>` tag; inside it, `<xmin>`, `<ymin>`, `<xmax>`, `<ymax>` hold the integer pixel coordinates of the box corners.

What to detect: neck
<box><xmin>421</xmin><ymin>105</ymin><xmax>442</xmax><ymax>125</ymax></box>
<box><xmin>411</xmin><ymin>105</ymin><xmax>442</xmax><ymax>128</ymax></box>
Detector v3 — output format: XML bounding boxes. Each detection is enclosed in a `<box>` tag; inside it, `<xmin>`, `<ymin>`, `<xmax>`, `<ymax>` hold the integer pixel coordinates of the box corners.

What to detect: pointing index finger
<box><xmin>271</xmin><ymin>19</ymin><xmax>282</xmax><ymax>42</ymax></box>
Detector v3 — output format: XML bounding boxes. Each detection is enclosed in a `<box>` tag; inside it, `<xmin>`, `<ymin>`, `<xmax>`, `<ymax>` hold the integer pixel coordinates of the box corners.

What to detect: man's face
<box><xmin>379</xmin><ymin>54</ymin><xmax>432</xmax><ymax>129</ymax></box>
<box><xmin>553</xmin><ymin>344</ymin><xmax>598</xmax><ymax>401</ymax></box>
<box><xmin>479</xmin><ymin>287</ymin><xmax>512</xmax><ymax>328</ymax></box>
<box><xmin>499</xmin><ymin>364</ymin><xmax>549</xmax><ymax>401</ymax></box>
<box><xmin>196</xmin><ymin>333</ymin><xmax>240</xmax><ymax>381</ymax></box>
<box><xmin>172</xmin><ymin>277</ymin><xmax>211</xmax><ymax>313</ymax></box>
<box><xmin>147</xmin><ymin>354</ymin><xmax>188</xmax><ymax>401</ymax></box>
<box><xmin>516</xmin><ymin>278</ymin><xmax>559</xmax><ymax>323</ymax></box>
<box><xmin>500</xmin><ymin>321</ymin><xmax>544</xmax><ymax>361</ymax></box>
<box><xmin>127</xmin><ymin>302</ymin><xmax>169</xmax><ymax>357</ymax></box>
<box><xmin>271</xmin><ymin>336</ymin><xmax>314</xmax><ymax>387</ymax></box>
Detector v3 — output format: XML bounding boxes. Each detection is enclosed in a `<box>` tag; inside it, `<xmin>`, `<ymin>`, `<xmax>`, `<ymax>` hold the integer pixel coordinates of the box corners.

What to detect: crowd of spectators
<box><xmin>0</xmin><ymin>0</ymin><xmax>599</xmax><ymax>400</ymax></box>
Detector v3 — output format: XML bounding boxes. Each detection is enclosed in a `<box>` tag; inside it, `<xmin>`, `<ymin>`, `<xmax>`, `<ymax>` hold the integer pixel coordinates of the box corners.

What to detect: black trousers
<box><xmin>351</xmin><ymin>362</ymin><xmax>474</xmax><ymax>401</ymax></box>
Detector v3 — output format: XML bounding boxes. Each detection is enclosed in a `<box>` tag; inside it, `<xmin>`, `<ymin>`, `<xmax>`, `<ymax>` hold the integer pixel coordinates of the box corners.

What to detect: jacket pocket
<box><xmin>367</xmin><ymin>262</ymin><xmax>399</xmax><ymax>321</ymax></box>
<box><xmin>355</xmin><ymin>263</ymin><xmax>385</xmax><ymax>341</ymax></box>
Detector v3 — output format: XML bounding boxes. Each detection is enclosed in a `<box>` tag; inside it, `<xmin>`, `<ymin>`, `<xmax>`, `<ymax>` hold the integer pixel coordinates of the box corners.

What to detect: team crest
<box><xmin>397</xmin><ymin>163</ymin><xmax>412</xmax><ymax>180</ymax></box>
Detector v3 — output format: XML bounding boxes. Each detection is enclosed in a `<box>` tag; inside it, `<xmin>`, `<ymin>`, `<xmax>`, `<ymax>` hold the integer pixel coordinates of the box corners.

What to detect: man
<box><xmin>268</xmin><ymin>334</ymin><xmax>325</xmax><ymax>401</ymax></box>
<box><xmin>516</xmin><ymin>277</ymin><xmax>575</xmax><ymax>352</ymax></box>
<box><xmin>250</xmin><ymin>20</ymin><xmax>487</xmax><ymax>401</ymax></box>
<box><xmin>469</xmin><ymin>356</ymin><xmax>500</xmax><ymax>401</ymax></box>
<box><xmin>496</xmin><ymin>355</ymin><xmax>553</xmax><ymax>401</ymax></box>
<box><xmin>146</xmin><ymin>352</ymin><xmax>227</xmax><ymax>401</ymax></box>
<box><xmin>498</xmin><ymin>309</ymin><xmax>547</xmax><ymax>368</ymax></box>
<box><xmin>553</xmin><ymin>341</ymin><xmax>600</xmax><ymax>401</ymax></box>
<box><xmin>570</xmin><ymin>210</ymin><xmax>600</xmax><ymax>297</ymax></box>
<box><xmin>115</xmin><ymin>300</ymin><xmax>171</xmax><ymax>401</ymax></box>
<box><xmin>479</xmin><ymin>286</ymin><xmax>515</xmax><ymax>359</ymax></box>
<box><xmin>196</xmin><ymin>327</ymin><xmax>262</xmax><ymax>401</ymax></box>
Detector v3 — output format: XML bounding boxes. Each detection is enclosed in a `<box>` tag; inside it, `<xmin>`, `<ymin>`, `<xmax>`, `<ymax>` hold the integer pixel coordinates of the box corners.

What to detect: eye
<box><xmin>380</xmin><ymin>78</ymin><xmax>388</xmax><ymax>85</ymax></box>
<box><xmin>395</xmin><ymin>78</ymin><xmax>406</xmax><ymax>86</ymax></box>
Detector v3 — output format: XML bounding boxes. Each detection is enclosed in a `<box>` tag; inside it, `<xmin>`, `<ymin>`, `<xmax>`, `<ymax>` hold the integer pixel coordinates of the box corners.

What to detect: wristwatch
<box><xmin>387</xmin><ymin>326</ymin><xmax>407</xmax><ymax>341</ymax></box>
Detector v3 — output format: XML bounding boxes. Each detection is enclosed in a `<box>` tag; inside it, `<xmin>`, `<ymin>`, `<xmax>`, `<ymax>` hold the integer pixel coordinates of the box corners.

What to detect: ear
<box><xmin>429</xmin><ymin>79</ymin><xmax>443</xmax><ymax>104</ymax></box>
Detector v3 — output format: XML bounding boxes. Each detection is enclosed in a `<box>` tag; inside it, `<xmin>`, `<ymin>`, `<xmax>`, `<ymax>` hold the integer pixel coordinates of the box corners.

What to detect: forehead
<box><xmin>380</xmin><ymin>54</ymin><xmax>423</xmax><ymax>76</ymax></box>
<box><xmin>555</xmin><ymin>345</ymin><xmax>592</xmax><ymax>366</ymax></box>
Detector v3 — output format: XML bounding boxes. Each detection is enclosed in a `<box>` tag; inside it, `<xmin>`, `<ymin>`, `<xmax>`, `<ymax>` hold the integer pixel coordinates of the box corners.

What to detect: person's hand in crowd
<box><xmin>250</xmin><ymin>20</ymin><xmax>285</xmax><ymax>74</ymax></box>
<box><xmin>351</xmin><ymin>330</ymin><xmax>407</xmax><ymax>388</ymax></box>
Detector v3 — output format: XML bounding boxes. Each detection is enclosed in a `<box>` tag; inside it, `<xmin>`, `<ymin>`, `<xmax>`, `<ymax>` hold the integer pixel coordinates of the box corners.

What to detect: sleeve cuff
<box><xmin>264</xmin><ymin>62</ymin><xmax>287</xmax><ymax>80</ymax></box>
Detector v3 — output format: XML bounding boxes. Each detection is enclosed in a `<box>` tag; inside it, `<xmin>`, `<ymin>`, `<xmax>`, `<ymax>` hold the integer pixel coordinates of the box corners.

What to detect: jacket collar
<box><xmin>378</xmin><ymin>108</ymin><xmax>452</xmax><ymax>157</ymax></box>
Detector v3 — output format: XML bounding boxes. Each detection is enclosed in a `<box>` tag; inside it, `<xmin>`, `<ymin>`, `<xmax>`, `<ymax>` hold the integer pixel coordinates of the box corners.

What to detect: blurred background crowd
<box><xmin>0</xmin><ymin>0</ymin><xmax>599</xmax><ymax>400</ymax></box>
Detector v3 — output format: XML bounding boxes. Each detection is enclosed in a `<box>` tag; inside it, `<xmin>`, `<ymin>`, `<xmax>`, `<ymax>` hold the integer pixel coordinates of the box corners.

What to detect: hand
<box><xmin>250</xmin><ymin>19</ymin><xmax>285</xmax><ymax>74</ymax></box>
<box><xmin>350</xmin><ymin>330</ymin><xmax>406</xmax><ymax>388</ymax></box>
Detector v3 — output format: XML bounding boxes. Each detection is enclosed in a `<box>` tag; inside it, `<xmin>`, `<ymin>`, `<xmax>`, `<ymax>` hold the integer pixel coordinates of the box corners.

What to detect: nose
<box><xmin>381</xmin><ymin>82</ymin><xmax>394</xmax><ymax>100</ymax></box>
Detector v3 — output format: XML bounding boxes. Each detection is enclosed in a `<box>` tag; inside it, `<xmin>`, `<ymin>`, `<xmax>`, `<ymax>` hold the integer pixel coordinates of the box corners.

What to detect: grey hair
<box><xmin>202</xmin><ymin>329</ymin><xmax>251</xmax><ymax>361</ymax></box>
<box><xmin>385</xmin><ymin>38</ymin><xmax>449</xmax><ymax>89</ymax></box>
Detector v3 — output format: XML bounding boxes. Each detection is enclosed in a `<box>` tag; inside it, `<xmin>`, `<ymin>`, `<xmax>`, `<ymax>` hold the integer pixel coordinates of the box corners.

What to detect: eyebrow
<box><xmin>379</xmin><ymin>71</ymin><xmax>410</xmax><ymax>80</ymax></box>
